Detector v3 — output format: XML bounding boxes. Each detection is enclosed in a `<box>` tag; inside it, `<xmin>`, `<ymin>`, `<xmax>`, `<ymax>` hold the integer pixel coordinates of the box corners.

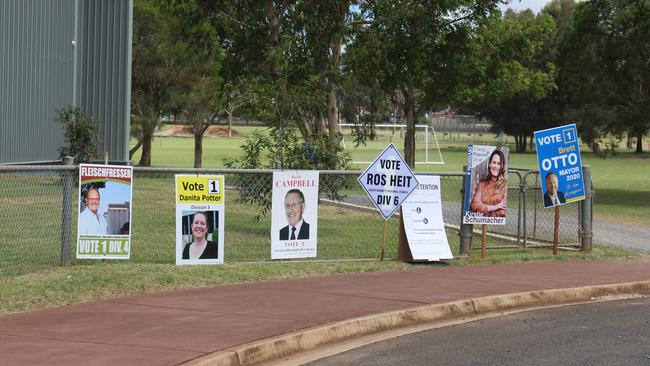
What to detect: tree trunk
<box><xmin>227</xmin><ymin>111</ymin><xmax>232</xmax><ymax>138</ymax></box>
<box><xmin>403</xmin><ymin>90</ymin><xmax>416</xmax><ymax>168</ymax></box>
<box><xmin>194</xmin><ymin>130</ymin><xmax>203</xmax><ymax>168</ymax></box>
<box><xmin>139</xmin><ymin>131</ymin><xmax>153</xmax><ymax>166</ymax></box>
<box><xmin>514</xmin><ymin>135</ymin><xmax>520</xmax><ymax>153</ymax></box>
<box><xmin>326</xmin><ymin>82</ymin><xmax>339</xmax><ymax>148</ymax></box>
<box><xmin>636</xmin><ymin>133</ymin><xmax>644</xmax><ymax>153</ymax></box>
<box><xmin>129</xmin><ymin>140</ymin><xmax>143</xmax><ymax>160</ymax></box>
<box><xmin>627</xmin><ymin>134</ymin><xmax>633</xmax><ymax>149</ymax></box>
<box><xmin>326</xmin><ymin>33</ymin><xmax>342</xmax><ymax>148</ymax></box>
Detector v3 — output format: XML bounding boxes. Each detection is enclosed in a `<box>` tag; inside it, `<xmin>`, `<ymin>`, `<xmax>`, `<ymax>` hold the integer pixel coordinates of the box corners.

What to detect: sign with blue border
<box><xmin>358</xmin><ymin>144</ymin><xmax>419</xmax><ymax>220</ymax></box>
<box><xmin>534</xmin><ymin>124</ymin><xmax>585</xmax><ymax>208</ymax></box>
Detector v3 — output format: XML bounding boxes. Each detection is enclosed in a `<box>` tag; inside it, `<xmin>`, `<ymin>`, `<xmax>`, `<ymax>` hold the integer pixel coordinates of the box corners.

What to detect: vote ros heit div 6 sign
<box><xmin>357</xmin><ymin>144</ymin><xmax>419</xmax><ymax>220</ymax></box>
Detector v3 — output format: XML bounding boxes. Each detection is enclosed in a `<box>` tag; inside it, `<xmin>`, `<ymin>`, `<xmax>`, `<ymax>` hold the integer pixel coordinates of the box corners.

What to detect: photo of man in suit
<box><xmin>543</xmin><ymin>172</ymin><xmax>566</xmax><ymax>207</ymax></box>
<box><xmin>279</xmin><ymin>189</ymin><xmax>310</xmax><ymax>240</ymax></box>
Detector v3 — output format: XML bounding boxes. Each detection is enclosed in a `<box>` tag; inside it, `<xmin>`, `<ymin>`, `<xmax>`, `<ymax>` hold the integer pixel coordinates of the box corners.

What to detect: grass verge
<box><xmin>1</xmin><ymin>244</ymin><xmax>644</xmax><ymax>317</ymax></box>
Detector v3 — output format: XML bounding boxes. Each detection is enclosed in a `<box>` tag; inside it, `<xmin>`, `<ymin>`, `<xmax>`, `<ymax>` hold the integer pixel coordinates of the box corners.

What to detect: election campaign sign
<box><xmin>77</xmin><ymin>164</ymin><xmax>133</xmax><ymax>259</ymax></box>
<box><xmin>402</xmin><ymin>175</ymin><xmax>453</xmax><ymax>261</ymax></box>
<box><xmin>534</xmin><ymin>124</ymin><xmax>585</xmax><ymax>207</ymax></box>
<box><xmin>271</xmin><ymin>171</ymin><xmax>319</xmax><ymax>259</ymax></box>
<box><xmin>358</xmin><ymin>144</ymin><xmax>419</xmax><ymax>220</ymax></box>
<box><xmin>175</xmin><ymin>175</ymin><xmax>225</xmax><ymax>265</ymax></box>
<box><xmin>462</xmin><ymin>145</ymin><xmax>509</xmax><ymax>225</ymax></box>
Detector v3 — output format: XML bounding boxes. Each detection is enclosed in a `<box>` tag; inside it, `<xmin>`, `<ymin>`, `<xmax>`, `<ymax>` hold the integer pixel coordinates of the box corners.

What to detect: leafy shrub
<box><xmin>55</xmin><ymin>106</ymin><xmax>100</xmax><ymax>163</ymax></box>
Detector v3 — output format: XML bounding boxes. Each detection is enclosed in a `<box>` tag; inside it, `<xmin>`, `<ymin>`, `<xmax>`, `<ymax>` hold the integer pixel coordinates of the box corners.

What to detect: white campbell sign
<box><xmin>271</xmin><ymin>171</ymin><xmax>319</xmax><ymax>259</ymax></box>
<box><xmin>402</xmin><ymin>175</ymin><xmax>453</xmax><ymax>261</ymax></box>
<box><xmin>357</xmin><ymin>144</ymin><xmax>419</xmax><ymax>220</ymax></box>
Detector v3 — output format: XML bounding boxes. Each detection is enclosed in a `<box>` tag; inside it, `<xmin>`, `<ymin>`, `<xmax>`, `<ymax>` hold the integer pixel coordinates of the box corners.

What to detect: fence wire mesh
<box><xmin>0</xmin><ymin>165</ymin><xmax>585</xmax><ymax>280</ymax></box>
<box><xmin>521</xmin><ymin>171</ymin><xmax>580</xmax><ymax>246</ymax></box>
<box><xmin>0</xmin><ymin>168</ymin><xmax>72</xmax><ymax>278</ymax></box>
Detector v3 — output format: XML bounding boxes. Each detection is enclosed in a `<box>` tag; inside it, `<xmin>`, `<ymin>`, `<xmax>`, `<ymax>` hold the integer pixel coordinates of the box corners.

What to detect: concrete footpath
<box><xmin>1</xmin><ymin>259</ymin><xmax>649</xmax><ymax>366</ymax></box>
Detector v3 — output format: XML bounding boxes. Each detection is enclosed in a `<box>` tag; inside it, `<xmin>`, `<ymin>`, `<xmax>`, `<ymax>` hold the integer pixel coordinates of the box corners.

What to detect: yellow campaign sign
<box><xmin>176</xmin><ymin>176</ymin><xmax>224</xmax><ymax>204</ymax></box>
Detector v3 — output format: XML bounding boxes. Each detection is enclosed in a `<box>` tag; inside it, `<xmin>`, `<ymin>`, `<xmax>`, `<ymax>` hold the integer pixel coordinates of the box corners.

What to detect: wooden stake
<box><xmin>553</xmin><ymin>205</ymin><xmax>560</xmax><ymax>255</ymax></box>
<box><xmin>381</xmin><ymin>220</ymin><xmax>388</xmax><ymax>261</ymax></box>
<box><xmin>481</xmin><ymin>224</ymin><xmax>487</xmax><ymax>259</ymax></box>
<box><xmin>103</xmin><ymin>151</ymin><xmax>109</xmax><ymax>165</ymax></box>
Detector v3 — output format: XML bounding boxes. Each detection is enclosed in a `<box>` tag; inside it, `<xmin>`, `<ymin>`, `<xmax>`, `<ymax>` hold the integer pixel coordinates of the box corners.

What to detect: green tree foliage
<box><xmin>224</xmin><ymin>130</ymin><xmax>351</xmax><ymax>219</ymax></box>
<box><xmin>131</xmin><ymin>1</ymin><xmax>178</xmax><ymax>166</ymax></box>
<box><xmin>561</xmin><ymin>0</ymin><xmax>650</xmax><ymax>153</ymax></box>
<box><xmin>344</xmin><ymin>0</ymin><xmax>499</xmax><ymax>166</ymax></box>
<box><xmin>164</xmin><ymin>2</ymin><xmax>224</xmax><ymax>168</ymax></box>
<box><xmin>55</xmin><ymin>106</ymin><xmax>100</xmax><ymax>164</ymax></box>
<box><xmin>159</xmin><ymin>1</ymin><xmax>349</xmax><ymax>168</ymax></box>
<box><xmin>131</xmin><ymin>0</ymin><xmax>222</xmax><ymax>167</ymax></box>
<box><xmin>462</xmin><ymin>9</ymin><xmax>557</xmax><ymax>152</ymax></box>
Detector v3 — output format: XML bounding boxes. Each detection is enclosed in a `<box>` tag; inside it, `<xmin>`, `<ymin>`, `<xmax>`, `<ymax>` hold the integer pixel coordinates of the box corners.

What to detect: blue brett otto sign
<box><xmin>358</xmin><ymin>144</ymin><xmax>419</xmax><ymax>220</ymax></box>
<box><xmin>534</xmin><ymin>124</ymin><xmax>585</xmax><ymax>208</ymax></box>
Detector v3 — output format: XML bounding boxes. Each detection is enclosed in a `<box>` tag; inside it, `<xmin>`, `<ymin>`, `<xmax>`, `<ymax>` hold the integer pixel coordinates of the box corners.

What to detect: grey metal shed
<box><xmin>0</xmin><ymin>0</ymin><xmax>132</xmax><ymax>164</ymax></box>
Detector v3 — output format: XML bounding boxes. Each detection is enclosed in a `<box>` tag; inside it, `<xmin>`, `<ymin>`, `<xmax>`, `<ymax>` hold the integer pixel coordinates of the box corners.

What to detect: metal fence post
<box><xmin>580</xmin><ymin>165</ymin><xmax>593</xmax><ymax>252</ymax></box>
<box><xmin>60</xmin><ymin>156</ymin><xmax>74</xmax><ymax>266</ymax></box>
<box><xmin>521</xmin><ymin>171</ymin><xmax>532</xmax><ymax>248</ymax></box>
<box><xmin>459</xmin><ymin>165</ymin><xmax>472</xmax><ymax>255</ymax></box>
<box><xmin>516</xmin><ymin>171</ymin><xmax>524</xmax><ymax>247</ymax></box>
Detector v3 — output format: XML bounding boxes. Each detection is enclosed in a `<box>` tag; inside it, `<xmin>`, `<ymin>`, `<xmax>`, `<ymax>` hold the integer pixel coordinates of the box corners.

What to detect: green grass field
<box><xmin>132</xmin><ymin>125</ymin><xmax>650</xmax><ymax>224</ymax></box>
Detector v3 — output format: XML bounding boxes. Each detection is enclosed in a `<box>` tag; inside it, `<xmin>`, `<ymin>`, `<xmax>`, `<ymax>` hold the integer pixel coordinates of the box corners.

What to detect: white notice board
<box><xmin>402</xmin><ymin>175</ymin><xmax>453</xmax><ymax>261</ymax></box>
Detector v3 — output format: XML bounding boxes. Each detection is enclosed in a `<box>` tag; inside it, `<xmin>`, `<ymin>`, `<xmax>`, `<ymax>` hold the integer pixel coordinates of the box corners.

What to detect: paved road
<box><xmin>1</xmin><ymin>260</ymin><xmax>649</xmax><ymax>365</ymax></box>
<box><xmin>309</xmin><ymin>297</ymin><xmax>650</xmax><ymax>366</ymax></box>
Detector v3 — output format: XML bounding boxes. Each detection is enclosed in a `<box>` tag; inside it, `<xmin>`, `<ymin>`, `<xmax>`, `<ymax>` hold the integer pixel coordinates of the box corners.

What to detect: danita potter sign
<box><xmin>175</xmin><ymin>175</ymin><xmax>225</xmax><ymax>265</ymax></box>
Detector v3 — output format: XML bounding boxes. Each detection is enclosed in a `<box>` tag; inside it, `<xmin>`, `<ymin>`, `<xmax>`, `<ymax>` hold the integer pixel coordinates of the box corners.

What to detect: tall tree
<box><xmin>131</xmin><ymin>1</ymin><xmax>178</xmax><ymax>166</ymax></box>
<box><xmin>129</xmin><ymin>0</ymin><xmax>209</xmax><ymax>166</ymax></box>
<box><xmin>345</xmin><ymin>0</ymin><xmax>499</xmax><ymax>167</ymax></box>
<box><xmin>461</xmin><ymin>9</ymin><xmax>557</xmax><ymax>152</ymax></box>
<box><xmin>561</xmin><ymin>0</ymin><xmax>650</xmax><ymax>153</ymax></box>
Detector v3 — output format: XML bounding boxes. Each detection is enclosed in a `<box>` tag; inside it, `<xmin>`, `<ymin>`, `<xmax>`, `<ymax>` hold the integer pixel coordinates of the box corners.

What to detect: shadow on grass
<box><xmin>594</xmin><ymin>188</ymin><xmax>650</xmax><ymax>208</ymax></box>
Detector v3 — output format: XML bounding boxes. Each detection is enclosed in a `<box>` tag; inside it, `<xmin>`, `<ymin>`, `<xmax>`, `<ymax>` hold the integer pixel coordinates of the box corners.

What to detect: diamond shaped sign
<box><xmin>358</xmin><ymin>144</ymin><xmax>419</xmax><ymax>220</ymax></box>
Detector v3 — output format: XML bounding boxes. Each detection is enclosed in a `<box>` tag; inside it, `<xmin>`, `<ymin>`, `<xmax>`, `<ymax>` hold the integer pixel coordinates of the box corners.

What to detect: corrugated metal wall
<box><xmin>76</xmin><ymin>0</ymin><xmax>132</xmax><ymax>162</ymax></box>
<box><xmin>0</xmin><ymin>0</ymin><xmax>132</xmax><ymax>164</ymax></box>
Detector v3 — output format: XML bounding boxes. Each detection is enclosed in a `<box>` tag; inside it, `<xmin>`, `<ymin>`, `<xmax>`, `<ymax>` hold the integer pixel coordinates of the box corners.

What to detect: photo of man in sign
<box><xmin>279</xmin><ymin>189</ymin><xmax>310</xmax><ymax>240</ymax></box>
<box><xmin>543</xmin><ymin>172</ymin><xmax>566</xmax><ymax>207</ymax></box>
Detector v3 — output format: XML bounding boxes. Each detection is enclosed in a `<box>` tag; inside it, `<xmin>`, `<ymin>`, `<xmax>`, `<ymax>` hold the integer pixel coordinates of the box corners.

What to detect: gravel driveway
<box><xmin>337</xmin><ymin>195</ymin><xmax>650</xmax><ymax>253</ymax></box>
<box><xmin>593</xmin><ymin>219</ymin><xmax>650</xmax><ymax>253</ymax></box>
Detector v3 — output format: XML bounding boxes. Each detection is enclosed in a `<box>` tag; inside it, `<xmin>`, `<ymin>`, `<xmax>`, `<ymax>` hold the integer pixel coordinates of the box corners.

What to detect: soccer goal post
<box><xmin>338</xmin><ymin>123</ymin><xmax>445</xmax><ymax>165</ymax></box>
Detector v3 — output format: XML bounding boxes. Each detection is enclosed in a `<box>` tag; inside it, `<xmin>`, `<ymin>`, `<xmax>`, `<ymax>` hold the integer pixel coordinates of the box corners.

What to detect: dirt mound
<box><xmin>155</xmin><ymin>125</ymin><xmax>241</xmax><ymax>137</ymax></box>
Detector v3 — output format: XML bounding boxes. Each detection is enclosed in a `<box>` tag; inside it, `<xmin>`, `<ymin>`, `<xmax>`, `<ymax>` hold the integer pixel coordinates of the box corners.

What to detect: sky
<box><xmin>498</xmin><ymin>0</ymin><xmax>551</xmax><ymax>14</ymax></box>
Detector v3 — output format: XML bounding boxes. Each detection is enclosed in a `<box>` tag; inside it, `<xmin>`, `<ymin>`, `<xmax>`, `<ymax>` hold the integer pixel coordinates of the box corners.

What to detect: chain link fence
<box><xmin>0</xmin><ymin>164</ymin><xmax>590</xmax><ymax>281</ymax></box>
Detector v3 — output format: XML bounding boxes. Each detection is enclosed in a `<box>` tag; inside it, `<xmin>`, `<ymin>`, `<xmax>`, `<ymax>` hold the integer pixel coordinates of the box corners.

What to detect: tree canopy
<box><xmin>131</xmin><ymin>0</ymin><xmax>650</xmax><ymax>164</ymax></box>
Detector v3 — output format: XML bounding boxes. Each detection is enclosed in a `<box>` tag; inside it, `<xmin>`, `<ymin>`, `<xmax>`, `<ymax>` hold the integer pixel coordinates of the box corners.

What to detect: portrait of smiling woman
<box><xmin>182</xmin><ymin>211</ymin><xmax>219</xmax><ymax>259</ymax></box>
<box><xmin>470</xmin><ymin>148</ymin><xmax>508</xmax><ymax>218</ymax></box>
